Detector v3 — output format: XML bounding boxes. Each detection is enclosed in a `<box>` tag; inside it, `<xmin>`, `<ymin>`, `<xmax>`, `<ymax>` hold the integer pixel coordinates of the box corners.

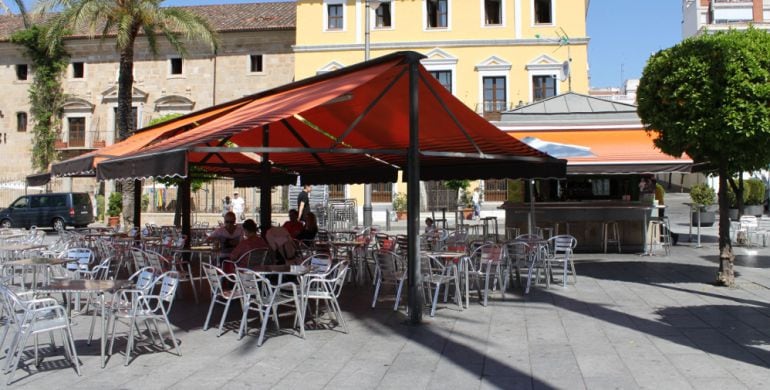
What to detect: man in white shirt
<box><xmin>472</xmin><ymin>187</ymin><xmax>482</xmax><ymax>220</ymax></box>
<box><xmin>232</xmin><ymin>191</ymin><xmax>245</xmax><ymax>222</ymax></box>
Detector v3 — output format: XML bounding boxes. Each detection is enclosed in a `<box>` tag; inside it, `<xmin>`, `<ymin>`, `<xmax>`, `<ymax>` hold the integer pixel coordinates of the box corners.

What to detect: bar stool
<box><xmin>602</xmin><ymin>221</ymin><xmax>621</xmax><ymax>253</ymax></box>
<box><xmin>647</xmin><ymin>219</ymin><xmax>671</xmax><ymax>256</ymax></box>
<box><xmin>480</xmin><ymin>216</ymin><xmax>499</xmax><ymax>242</ymax></box>
<box><xmin>505</xmin><ymin>227</ymin><xmax>520</xmax><ymax>240</ymax></box>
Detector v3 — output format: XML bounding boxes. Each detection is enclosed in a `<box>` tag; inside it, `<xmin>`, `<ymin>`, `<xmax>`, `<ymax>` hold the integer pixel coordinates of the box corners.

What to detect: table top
<box><xmin>0</xmin><ymin>243</ymin><xmax>48</xmax><ymax>251</ymax></box>
<box><xmin>188</xmin><ymin>246</ymin><xmax>215</xmax><ymax>251</ymax></box>
<box><xmin>331</xmin><ymin>241</ymin><xmax>364</xmax><ymax>247</ymax></box>
<box><xmin>421</xmin><ymin>251</ymin><xmax>467</xmax><ymax>258</ymax></box>
<box><xmin>4</xmin><ymin>257</ymin><xmax>76</xmax><ymax>266</ymax></box>
<box><xmin>36</xmin><ymin>279</ymin><xmax>131</xmax><ymax>294</ymax></box>
<box><xmin>249</xmin><ymin>264</ymin><xmax>308</xmax><ymax>275</ymax></box>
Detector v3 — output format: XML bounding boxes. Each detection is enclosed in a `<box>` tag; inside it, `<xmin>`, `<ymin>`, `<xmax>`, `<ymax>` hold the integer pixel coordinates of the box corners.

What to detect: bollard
<box><xmin>385</xmin><ymin>209</ymin><xmax>391</xmax><ymax>231</ymax></box>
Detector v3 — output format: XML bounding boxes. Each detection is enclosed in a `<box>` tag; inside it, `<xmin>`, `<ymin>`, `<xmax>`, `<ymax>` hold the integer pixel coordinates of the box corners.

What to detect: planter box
<box><xmin>396</xmin><ymin>211</ymin><xmax>407</xmax><ymax>221</ymax></box>
<box><xmin>108</xmin><ymin>216</ymin><xmax>120</xmax><ymax>227</ymax></box>
<box><xmin>92</xmin><ymin>140</ymin><xmax>106</xmax><ymax>148</ymax></box>
<box><xmin>728</xmin><ymin>208</ymin><xmax>740</xmax><ymax>221</ymax></box>
<box><xmin>691</xmin><ymin>211</ymin><xmax>716</xmax><ymax>227</ymax></box>
<box><xmin>744</xmin><ymin>205</ymin><xmax>764</xmax><ymax>217</ymax></box>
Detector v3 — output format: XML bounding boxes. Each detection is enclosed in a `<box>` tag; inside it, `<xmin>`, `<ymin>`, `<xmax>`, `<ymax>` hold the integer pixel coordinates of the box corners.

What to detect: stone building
<box><xmin>0</xmin><ymin>2</ymin><xmax>296</xmax><ymax>182</ymax></box>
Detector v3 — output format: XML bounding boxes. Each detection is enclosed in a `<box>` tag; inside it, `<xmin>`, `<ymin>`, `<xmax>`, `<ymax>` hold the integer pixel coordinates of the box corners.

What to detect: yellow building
<box><xmin>294</xmin><ymin>1</ymin><xmax>589</xmax><ymax>209</ymax></box>
<box><xmin>295</xmin><ymin>0</ymin><xmax>589</xmax><ymax>115</ymax></box>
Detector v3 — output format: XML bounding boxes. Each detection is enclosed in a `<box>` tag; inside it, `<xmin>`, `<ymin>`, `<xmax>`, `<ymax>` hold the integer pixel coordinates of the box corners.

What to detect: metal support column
<box><xmin>180</xmin><ymin>177</ymin><xmax>191</xmax><ymax>250</ymax></box>
<box><xmin>362</xmin><ymin>0</ymin><xmax>373</xmax><ymax>227</ymax></box>
<box><xmin>133</xmin><ymin>179</ymin><xmax>142</xmax><ymax>231</ymax></box>
<box><xmin>407</xmin><ymin>60</ymin><xmax>423</xmax><ymax>325</ymax></box>
<box><xmin>260</xmin><ymin>125</ymin><xmax>272</xmax><ymax>233</ymax></box>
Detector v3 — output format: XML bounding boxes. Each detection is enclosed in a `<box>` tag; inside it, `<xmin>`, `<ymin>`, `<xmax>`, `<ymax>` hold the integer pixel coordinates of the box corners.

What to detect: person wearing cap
<box><xmin>232</xmin><ymin>191</ymin><xmax>245</xmax><ymax>223</ymax></box>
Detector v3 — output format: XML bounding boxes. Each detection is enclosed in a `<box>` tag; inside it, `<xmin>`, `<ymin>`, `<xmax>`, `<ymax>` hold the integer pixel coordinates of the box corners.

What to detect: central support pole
<box><xmin>407</xmin><ymin>59</ymin><xmax>423</xmax><ymax>325</ymax></box>
<box><xmin>363</xmin><ymin>0</ymin><xmax>373</xmax><ymax>227</ymax></box>
<box><xmin>260</xmin><ymin>125</ymin><xmax>272</xmax><ymax>233</ymax></box>
<box><xmin>133</xmin><ymin>179</ymin><xmax>142</xmax><ymax>232</ymax></box>
<box><xmin>180</xmin><ymin>177</ymin><xmax>191</xmax><ymax>250</ymax></box>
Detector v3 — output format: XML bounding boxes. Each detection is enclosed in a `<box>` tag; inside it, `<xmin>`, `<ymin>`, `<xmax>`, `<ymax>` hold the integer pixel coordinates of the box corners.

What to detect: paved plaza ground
<box><xmin>5</xmin><ymin>193</ymin><xmax>770</xmax><ymax>389</ymax></box>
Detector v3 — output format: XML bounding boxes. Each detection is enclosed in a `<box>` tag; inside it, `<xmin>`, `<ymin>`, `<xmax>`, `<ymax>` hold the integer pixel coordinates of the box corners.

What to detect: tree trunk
<box><xmin>717</xmin><ymin>161</ymin><xmax>735</xmax><ymax>287</ymax></box>
<box><xmin>118</xmin><ymin>40</ymin><xmax>136</xmax><ymax>227</ymax></box>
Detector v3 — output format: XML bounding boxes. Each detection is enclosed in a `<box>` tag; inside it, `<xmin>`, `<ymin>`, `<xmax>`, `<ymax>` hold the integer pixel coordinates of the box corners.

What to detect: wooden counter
<box><xmin>500</xmin><ymin>201</ymin><xmax>656</xmax><ymax>253</ymax></box>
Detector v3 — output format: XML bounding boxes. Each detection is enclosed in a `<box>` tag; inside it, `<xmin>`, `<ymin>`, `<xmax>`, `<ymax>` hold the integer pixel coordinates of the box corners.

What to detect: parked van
<box><xmin>0</xmin><ymin>192</ymin><xmax>94</xmax><ymax>230</ymax></box>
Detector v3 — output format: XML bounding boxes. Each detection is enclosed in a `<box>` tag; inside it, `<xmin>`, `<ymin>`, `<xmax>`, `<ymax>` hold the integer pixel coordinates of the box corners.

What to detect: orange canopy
<box><xmin>98</xmin><ymin>52</ymin><xmax>566</xmax><ymax>184</ymax></box>
<box><xmin>50</xmin><ymin>97</ymin><xmax>253</xmax><ymax>177</ymax></box>
<box><xmin>508</xmin><ymin>129</ymin><xmax>693</xmax><ymax>174</ymax></box>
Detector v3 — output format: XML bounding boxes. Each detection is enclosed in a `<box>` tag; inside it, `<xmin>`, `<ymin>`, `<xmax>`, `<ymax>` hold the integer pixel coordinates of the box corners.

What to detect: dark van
<box><xmin>0</xmin><ymin>192</ymin><xmax>94</xmax><ymax>230</ymax></box>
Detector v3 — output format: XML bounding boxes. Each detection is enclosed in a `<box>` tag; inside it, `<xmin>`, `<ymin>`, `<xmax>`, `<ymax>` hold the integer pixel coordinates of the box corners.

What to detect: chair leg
<box><xmin>217</xmin><ymin>297</ymin><xmax>233</xmax><ymax>337</ymax></box>
<box><xmin>162</xmin><ymin>313</ymin><xmax>181</xmax><ymax>356</ymax></box>
<box><xmin>430</xmin><ymin>283</ymin><xmax>441</xmax><ymax>317</ymax></box>
<box><xmin>64</xmin><ymin>326</ymin><xmax>81</xmax><ymax>376</ymax></box>
<box><xmin>238</xmin><ymin>298</ymin><xmax>250</xmax><ymax>340</ymax></box>
<box><xmin>394</xmin><ymin>279</ymin><xmax>405</xmax><ymax>311</ymax></box>
<box><xmin>257</xmin><ymin>306</ymin><xmax>271</xmax><ymax>346</ymax></box>
<box><xmin>203</xmin><ymin>295</ymin><xmax>217</xmax><ymax>331</ymax></box>
<box><xmin>371</xmin><ymin>279</ymin><xmax>381</xmax><ymax>308</ymax></box>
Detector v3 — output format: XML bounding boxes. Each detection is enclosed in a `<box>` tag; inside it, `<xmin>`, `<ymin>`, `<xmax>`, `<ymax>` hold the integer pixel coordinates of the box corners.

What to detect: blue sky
<box><xmin>7</xmin><ymin>0</ymin><xmax>681</xmax><ymax>89</ymax></box>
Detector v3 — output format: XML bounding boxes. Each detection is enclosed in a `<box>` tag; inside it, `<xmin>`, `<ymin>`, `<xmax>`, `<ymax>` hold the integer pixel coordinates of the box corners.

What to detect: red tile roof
<box><xmin>0</xmin><ymin>2</ymin><xmax>295</xmax><ymax>41</ymax></box>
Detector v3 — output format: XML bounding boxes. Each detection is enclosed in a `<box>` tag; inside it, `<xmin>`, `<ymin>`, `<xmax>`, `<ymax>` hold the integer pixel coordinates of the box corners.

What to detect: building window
<box><xmin>427</xmin><ymin>0</ymin><xmax>448</xmax><ymax>28</ymax></box>
<box><xmin>17</xmin><ymin>112</ymin><xmax>27</xmax><ymax>132</ymax></box>
<box><xmin>16</xmin><ymin>64</ymin><xmax>28</xmax><ymax>81</ymax></box>
<box><xmin>485</xmin><ymin>0</ymin><xmax>502</xmax><ymax>25</ymax></box>
<box><xmin>250</xmin><ymin>54</ymin><xmax>264</xmax><ymax>73</ymax></box>
<box><xmin>328</xmin><ymin>184</ymin><xmax>345</xmax><ymax>199</ymax></box>
<box><xmin>483</xmin><ymin>76</ymin><xmax>506</xmax><ymax>112</ymax></box>
<box><xmin>327</xmin><ymin>4</ymin><xmax>343</xmax><ymax>30</ymax></box>
<box><xmin>429</xmin><ymin>70</ymin><xmax>452</xmax><ymax>92</ymax></box>
<box><xmin>375</xmin><ymin>2</ymin><xmax>392</xmax><ymax>28</ymax></box>
<box><xmin>372</xmin><ymin>183</ymin><xmax>393</xmax><ymax>203</ymax></box>
<box><xmin>532</xmin><ymin>75</ymin><xmax>556</xmax><ymax>101</ymax></box>
<box><xmin>72</xmin><ymin>62</ymin><xmax>85</xmax><ymax>78</ymax></box>
<box><xmin>169</xmin><ymin>57</ymin><xmax>183</xmax><ymax>75</ymax></box>
<box><xmin>68</xmin><ymin>117</ymin><xmax>86</xmax><ymax>147</ymax></box>
<box><xmin>534</xmin><ymin>0</ymin><xmax>552</xmax><ymax>24</ymax></box>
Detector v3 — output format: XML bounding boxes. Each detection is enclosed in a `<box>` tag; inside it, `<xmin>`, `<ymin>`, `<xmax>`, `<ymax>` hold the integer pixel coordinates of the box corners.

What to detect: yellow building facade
<box><xmin>294</xmin><ymin>0</ymin><xmax>589</xmax><ymax>208</ymax></box>
<box><xmin>295</xmin><ymin>0</ymin><xmax>589</xmax><ymax>113</ymax></box>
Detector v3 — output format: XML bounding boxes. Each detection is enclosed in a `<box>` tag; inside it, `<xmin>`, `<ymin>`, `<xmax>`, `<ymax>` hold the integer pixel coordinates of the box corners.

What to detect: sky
<box><xmin>6</xmin><ymin>0</ymin><xmax>682</xmax><ymax>89</ymax></box>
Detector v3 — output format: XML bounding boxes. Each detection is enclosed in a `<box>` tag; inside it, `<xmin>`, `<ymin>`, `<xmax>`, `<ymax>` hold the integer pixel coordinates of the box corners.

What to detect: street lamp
<box><xmin>363</xmin><ymin>0</ymin><xmax>380</xmax><ymax>226</ymax></box>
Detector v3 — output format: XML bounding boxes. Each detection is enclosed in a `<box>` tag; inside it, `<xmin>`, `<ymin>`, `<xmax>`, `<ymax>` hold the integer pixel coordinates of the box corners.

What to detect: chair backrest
<box><xmin>156</xmin><ymin>271</ymin><xmax>180</xmax><ymax>305</ymax></box>
<box><xmin>330</xmin><ymin>260</ymin><xmax>349</xmax><ymax>296</ymax></box>
<box><xmin>505</xmin><ymin>240</ymin><xmax>530</xmax><ymax>263</ymax></box>
<box><xmin>65</xmin><ymin>247</ymin><xmax>94</xmax><ymax>271</ymax></box>
<box><xmin>235</xmin><ymin>268</ymin><xmax>270</xmax><ymax>306</ymax></box>
<box><xmin>236</xmin><ymin>248</ymin><xmax>269</xmax><ymax>268</ymax></box>
<box><xmin>201</xmin><ymin>263</ymin><xmax>226</xmax><ymax>294</ymax></box>
<box><xmin>130</xmin><ymin>266</ymin><xmax>157</xmax><ymax>294</ymax></box>
<box><xmin>144</xmin><ymin>250</ymin><xmax>165</xmax><ymax>270</ymax></box>
<box><xmin>549</xmin><ymin>235</ymin><xmax>577</xmax><ymax>255</ymax></box>
<box><xmin>740</xmin><ymin>215</ymin><xmax>758</xmax><ymax>229</ymax></box>
<box><xmin>374</xmin><ymin>250</ymin><xmax>405</xmax><ymax>278</ymax></box>
<box><xmin>515</xmin><ymin>233</ymin><xmax>543</xmax><ymax>242</ymax></box>
<box><xmin>302</xmin><ymin>254</ymin><xmax>333</xmax><ymax>273</ymax></box>
<box><xmin>91</xmin><ymin>257</ymin><xmax>113</xmax><ymax>280</ymax></box>
<box><xmin>131</xmin><ymin>248</ymin><xmax>149</xmax><ymax>269</ymax></box>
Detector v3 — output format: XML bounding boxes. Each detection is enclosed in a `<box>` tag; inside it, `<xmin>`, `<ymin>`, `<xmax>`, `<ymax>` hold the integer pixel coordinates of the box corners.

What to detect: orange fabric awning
<box><xmin>98</xmin><ymin>51</ymin><xmax>566</xmax><ymax>183</ymax></box>
<box><xmin>50</xmin><ymin>97</ymin><xmax>253</xmax><ymax>176</ymax></box>
<box><xmin>508</xmin><ymin>129</ymin><xmax>693</xmax><ymax>174</ymax></box>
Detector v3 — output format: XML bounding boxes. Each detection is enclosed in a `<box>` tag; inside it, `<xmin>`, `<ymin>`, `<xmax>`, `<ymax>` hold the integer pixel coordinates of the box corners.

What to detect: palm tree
<box><xmin>38</xmin><ymin>0</ymin><xmax>218</xmax><ymax>225</ymax></box>
<box><xmin>1</xmin><ymin>0</ymin><xmax>29</xmax><ymax>26</ymax></box>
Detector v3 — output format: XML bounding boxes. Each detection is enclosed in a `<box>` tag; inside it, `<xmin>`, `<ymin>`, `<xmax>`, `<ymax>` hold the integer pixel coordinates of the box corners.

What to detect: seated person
<box><xmin>207</xmin><ymin>211</ymin><xmax>244</xmax><ymax>264</ymax></box>
<box><xmin>266</xmin><ymin>226</ymin><xmax>301</xmax><ymax>265</ymax></box>
<box><xmin>424</xmin><ymin>217</ymin><xmax>436</xmax><ymax>235</ymax></box>
<box><xmin>282</xmin><ymin>209</ymin><xmax>304</xmax><ymax>238</ymax></box>
<box><xmin>227</xmin><ymin>219</ymin><xmax>268</xmax><ymax>271</ymax></box>
<box><xmin>296</xmin><ymin>212</ymin><xmax>319</xmax><ymax>242</ymax></box>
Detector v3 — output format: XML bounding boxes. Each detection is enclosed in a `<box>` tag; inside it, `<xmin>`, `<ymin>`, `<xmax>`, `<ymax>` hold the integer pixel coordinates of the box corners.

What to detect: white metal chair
<box><xmin>371</xmin><ymin>250</ymin><xmax>407</xmax><ymax>311</ymax></box>
<box><xmin>504</xmin><ymin>240</ymin><xmax>531</xmax><ymax>290</ymax></box>
<box><xmin>421</xmin><ymin>254</ymin><xmax>462</xmax><ymax>316</ymax></box>
<box><xmin>546</xmin><ymin>235</ymin><xmax>578</xmax><ymax>287</ymax></box>
<box><xmin>463</xmin><ymin>243</ymin><xmax>507</xmax><ymax>307</ymax></box>
<box><xmin>235</xmin><ymin>268</ymin><xmax>305</xmax><ymax>345</ymax></box>
<box><xmin>302</xmin><ymin>260</ymin><xmax>350</xmax><ymax>331</ymax></box>
<box><xmin>109</xmin><ymin>271</ymin><xmax>181</xmax><ymax>366</ymax></box>
<box><xmin>201</xmin><ymin>263</ymin><xmax>242</xmax><ymax>336</ymax></box>
<box><xmin>1</xmin><ymin>285</ymin><xmax>80</xmax><ymax>384</ymax></box>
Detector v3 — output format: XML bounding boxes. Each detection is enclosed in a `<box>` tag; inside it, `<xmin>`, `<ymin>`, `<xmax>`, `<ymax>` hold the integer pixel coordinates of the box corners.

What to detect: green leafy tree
<box><xmin>38</xmin><ymin>0</ymin><xmax>219</xmax><ymax>225</ymax></box>
<box><xmin>11</xmin><ymin>25</ymin><xmax>68</xmax><ymax>172</ymax></box>
<box><xmin>637</xmin><ymin>28</ymin><xmax>770</xmax><ymax>286</ymax></box>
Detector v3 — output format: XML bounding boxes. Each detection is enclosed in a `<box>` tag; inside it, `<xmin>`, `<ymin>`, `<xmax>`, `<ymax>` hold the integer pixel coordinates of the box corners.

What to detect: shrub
<box><xmin>745</xmin><ymin>178</ymin><xmax>766</xmax><ymax>205</ymax></box>
<box><xmin>96</xmin><ymin>194</ymin><xmax>105</xmax><ymax>220</ymax></box>
<box><xmin>141</xmin><ymin>194</ymin><xmax>150</xmax><ymax>211</ymax></box>
<box><xmin>107</xmin><ymin>192</ymin><xmax>123</xmax><ymax>217</ymax></box>
<box><xmin>689</xmin><ymin>183</ymin><xmax>715</xmax><ymax>206</ymax></box>
<box><xmin>392</xmin><ymin>192</ymin><xmax>407</xmax><ymax>212</ymax></box>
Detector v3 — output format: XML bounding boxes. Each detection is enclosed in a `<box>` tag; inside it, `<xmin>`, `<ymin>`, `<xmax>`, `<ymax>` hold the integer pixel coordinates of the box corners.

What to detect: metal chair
<box><xmin>463</xmin><ymin>243</ymin><xmax>507</xmax><ymax>307</ymax></box>
<box><xmin>421</xmin><ymin>254</ymin><xmax>462</xmax><ymax>316</ymax></box>
<box><xmin>302</xmin><ymin>260</ymin><xmax>350</xmax><ymax>331</ymax></box>
<box><xmin>1</xmin><ymin>285</ymin><xmax>80</xmax><ymax>384</ymax></box>
<box><xmin>235</xmin><ymin>268</ymin><xmax>305</xmax><ymax>345</ymax></box>
<box><xmin>109</xmin><ymin>271</ymin><xmax>181</xmax><ymax>366</ymax></box>
<box><xmin>201</xmin><ymin>263</ymin><xmax>242</xmax><ymax>336</ymax></box>
<box><xmin>371</xmin><ymin>250</ymin><xmax>407</xmax><ymax>311</ymax></box>
<box><xmin>546</xmin><ymin>235</ymin><xmax>578</xmax><ymax>287</ymax></box>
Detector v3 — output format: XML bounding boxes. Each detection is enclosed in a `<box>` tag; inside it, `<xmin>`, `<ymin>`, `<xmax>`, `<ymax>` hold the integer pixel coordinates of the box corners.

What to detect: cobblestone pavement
<box><xmin>6</xmin><ymin>193</ymin><xmax>770</xmax><ymax>389</ymax></box>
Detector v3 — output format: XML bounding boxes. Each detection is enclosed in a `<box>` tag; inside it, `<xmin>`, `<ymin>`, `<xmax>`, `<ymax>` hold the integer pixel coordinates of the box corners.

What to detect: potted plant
<box><xmin>107</xmin><ymin>192</ymin><xmax>123</xmax><ymax>227</ymax></box>
<box><xmin>726</xmin><ymin>183</ymin><xmax>744</xmax><ymax>221</ymax></box>
<box><xmin>744</xmin><ymin>178</ymin><xmax>765</xmax><ymax>217</ymax></box>
<box><xmin>689</xmin><ymin>183</ymin><xmax>716</xmax><ymax>227</ymax></box>
<box><xmin>392</xmin><ymin>192</ymin><xmax>407</xmax><ymax>220</ymax></box>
